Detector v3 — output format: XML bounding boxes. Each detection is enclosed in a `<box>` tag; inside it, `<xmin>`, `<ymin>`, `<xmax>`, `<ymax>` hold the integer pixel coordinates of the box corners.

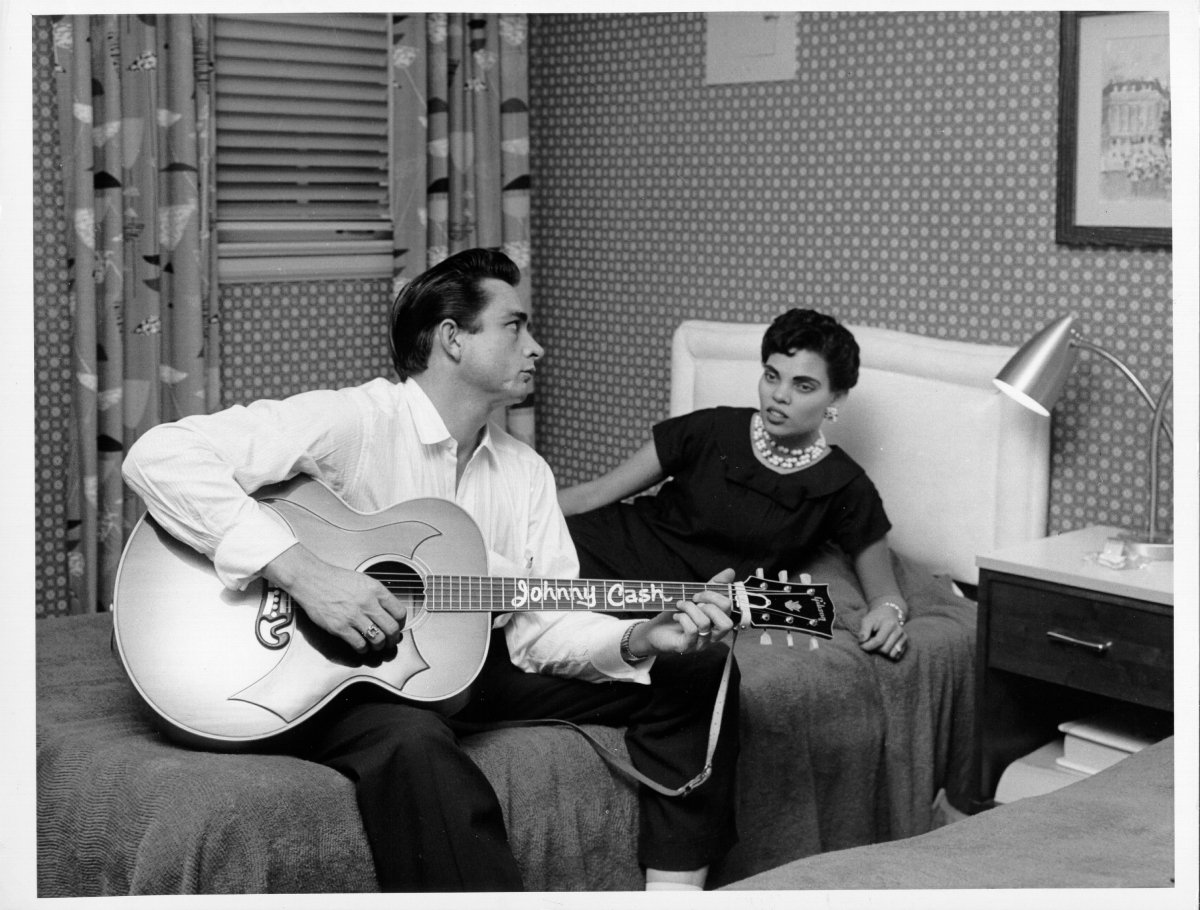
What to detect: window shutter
<box><xmin>214</xmin><ymin>13</ymin><xmax>392</xmax><ymax>280</ymax></box>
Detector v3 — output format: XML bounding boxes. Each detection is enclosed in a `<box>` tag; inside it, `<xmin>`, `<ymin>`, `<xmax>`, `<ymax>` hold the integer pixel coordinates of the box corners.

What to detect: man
<box><xmin>122</xmin><ymin>248</ymin><xmax>740</xmax><ymax>892</ymax></box>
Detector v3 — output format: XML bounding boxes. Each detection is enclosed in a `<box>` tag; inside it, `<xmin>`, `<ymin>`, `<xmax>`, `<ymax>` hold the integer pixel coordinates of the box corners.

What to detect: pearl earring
<box><xmin>824</xmin><ymin>406</ymin><xmax>839</xmax><ymax>422</ymax></box>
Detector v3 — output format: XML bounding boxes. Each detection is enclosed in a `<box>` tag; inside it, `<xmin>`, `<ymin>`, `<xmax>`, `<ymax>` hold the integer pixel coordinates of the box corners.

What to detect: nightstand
<box><xmin>969</xmin><ymin>526</ymin><xmax>1174</xmax><ymax>812</ymax></box>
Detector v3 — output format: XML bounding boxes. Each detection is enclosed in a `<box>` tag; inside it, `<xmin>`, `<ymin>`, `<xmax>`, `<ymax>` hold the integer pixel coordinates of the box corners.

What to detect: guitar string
<box><xmin>363</xmin><ymin>575</ymin><xmax>735</xmax><ymax>595</ymax></box>
<box><xmin>363</xmin><ymin>573</ymin><xmax>747</xmax><ymax>591</ymax></box>
<box><xmin>359</xmin><ymin>574</ymin><xmax>805</xmax><ymax>590</ymax></box>
<box><xmin>360</xmin><ymin>574</ymin><xmax>738</xmax><ymax>610</ymax></box>
<box><xmin>353</xmin><ymin>574</ymin><xmax>814</xmax><ymax>616</ymax></box>
<box><xmin>362</xmin><ymin>574</ymin><xmax>803</xmax><ymax>597</ymax></box>
<box><xmin>278</xmin><ymin>570</ymin><xmax>825</xmax><ymax>626</ymax></box>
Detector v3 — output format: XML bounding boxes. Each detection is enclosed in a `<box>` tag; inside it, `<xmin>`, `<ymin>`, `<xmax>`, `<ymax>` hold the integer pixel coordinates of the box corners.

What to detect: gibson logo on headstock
<box><xmin>785</xmin><ymin>594</ymin><xmax>828</xmax><ymax>626</ymax></box>
<box><xmin>742</xmin><ymin>578</ymin><xmax>835</xmax><ymax>638</ymax></box>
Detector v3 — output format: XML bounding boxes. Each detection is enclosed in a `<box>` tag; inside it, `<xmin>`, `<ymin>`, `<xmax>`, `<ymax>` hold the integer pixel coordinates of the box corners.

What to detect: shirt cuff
<box><xmin>212</xmin><ymin>505</ymin><xmax>299</xmax><ymax>590</ymax></box>
<box><xmin>594</xmin><ymin>619</ymin><xmax>656</xmax><ymax>682</ymax></box>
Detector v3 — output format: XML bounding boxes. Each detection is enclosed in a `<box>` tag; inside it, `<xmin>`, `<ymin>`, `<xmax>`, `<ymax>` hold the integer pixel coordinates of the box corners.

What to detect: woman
<box><xmin>559</xmin><ymin>308</ymin><xmax>909</xmax><ymax>660</ymax></box>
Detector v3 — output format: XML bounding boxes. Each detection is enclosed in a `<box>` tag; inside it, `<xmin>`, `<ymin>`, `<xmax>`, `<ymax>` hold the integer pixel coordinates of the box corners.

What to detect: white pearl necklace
<box><xmin>751</xmin><ymin>413</ymin><xmax>827</xmax><ymax>470</ymax></box>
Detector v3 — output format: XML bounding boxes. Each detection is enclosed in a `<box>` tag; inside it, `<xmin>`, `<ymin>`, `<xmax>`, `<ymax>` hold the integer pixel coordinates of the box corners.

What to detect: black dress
<box><xmin>567</xmin><ymin>407</ymin><xmax>891</xmax><ymax>583</ymax></box>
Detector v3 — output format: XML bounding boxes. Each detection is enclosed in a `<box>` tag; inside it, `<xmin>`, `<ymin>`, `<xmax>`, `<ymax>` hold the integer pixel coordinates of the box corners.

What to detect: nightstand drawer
<box><xmin>986</xmin><ymin>576</ymin><xmax>1172</xmax><ymax>711</ymax></box>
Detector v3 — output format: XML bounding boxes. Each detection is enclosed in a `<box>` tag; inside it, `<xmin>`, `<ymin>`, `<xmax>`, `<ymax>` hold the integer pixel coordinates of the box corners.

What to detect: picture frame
<box><xmin>1056</xmin><ymin>11</ymin><xmax>1172</xmax><ymax>248</ymax></box>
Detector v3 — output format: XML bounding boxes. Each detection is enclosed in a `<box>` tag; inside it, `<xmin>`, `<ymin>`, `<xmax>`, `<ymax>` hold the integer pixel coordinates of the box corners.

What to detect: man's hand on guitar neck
<box><xmin>262</xmin><ymin>543</ymin><xmax>408</xmax><ymax>654</ymax></box>
<box><xmin>624</xmin><ymin>568</ymin><xmax>737</xmax><ymax>660</ymax></box>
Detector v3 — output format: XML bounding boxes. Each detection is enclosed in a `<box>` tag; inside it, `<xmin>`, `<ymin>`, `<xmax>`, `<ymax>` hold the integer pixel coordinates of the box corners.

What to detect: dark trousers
<box><xmin>293</xmin><ymin>629</ymin><xmax>740</xmax><ymax>892</ymax></box>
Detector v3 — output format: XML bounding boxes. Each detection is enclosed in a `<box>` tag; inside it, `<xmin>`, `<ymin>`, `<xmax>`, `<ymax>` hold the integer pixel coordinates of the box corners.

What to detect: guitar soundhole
<box><xmin>364</xmin><ymin>560</ymin><xmax>426</xmax><ymax>620</ymax></box>
<box><xmin>304</xmin><ymin>561</ymin><xmax>426</xmax><ymax>669</ymax></box>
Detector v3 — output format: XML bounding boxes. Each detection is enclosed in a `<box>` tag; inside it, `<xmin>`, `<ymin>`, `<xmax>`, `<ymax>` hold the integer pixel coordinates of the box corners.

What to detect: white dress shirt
<box><xmin>122</xmin><ymin>377</ymin><xmax>653</xmax><ymax>683</ymax></box>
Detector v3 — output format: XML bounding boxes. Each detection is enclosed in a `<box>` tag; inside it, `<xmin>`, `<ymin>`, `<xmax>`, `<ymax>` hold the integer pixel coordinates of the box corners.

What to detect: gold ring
<box><xmin>364</xmin><ymin>625</ymin><xmax>381</xmax><ymax>640</ymax></box>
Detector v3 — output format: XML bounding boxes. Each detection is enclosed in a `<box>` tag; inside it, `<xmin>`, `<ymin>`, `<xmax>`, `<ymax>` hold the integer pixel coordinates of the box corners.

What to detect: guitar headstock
<box><xmin>733</xmin><ymin>575</ymin><xmax>835</xmax><ymax>640</ymax></box>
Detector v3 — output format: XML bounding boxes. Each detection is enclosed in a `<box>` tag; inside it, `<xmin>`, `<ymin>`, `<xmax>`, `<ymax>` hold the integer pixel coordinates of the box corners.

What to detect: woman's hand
<box><xmin>625</xmin><ymin>568</ymin><xmax>737</xmax><ymax>658</ymax></box>
<box><xmin>854</xmin><ymin>539</ymin><xmax>908</xmax><ymax>660</ymax></box>
<box><xmin>858</xmin><ymin>602</ymin><xmax>908</xmax><ymax>660</ymax></box>
<box><xmin>262</xmin><ymin>543</ymin><xmax>409</xmax><ymax>654</ymax></box>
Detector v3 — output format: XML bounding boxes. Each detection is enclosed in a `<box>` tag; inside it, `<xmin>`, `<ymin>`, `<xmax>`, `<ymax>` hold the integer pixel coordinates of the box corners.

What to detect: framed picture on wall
<box><xmin>1057</xmin><ymin>11</ymin><xmax>1172</xmax><ymax>248</ymax></box>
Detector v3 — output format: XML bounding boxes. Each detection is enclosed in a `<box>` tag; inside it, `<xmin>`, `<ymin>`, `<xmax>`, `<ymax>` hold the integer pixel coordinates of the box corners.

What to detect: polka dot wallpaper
<box><xmin>32</xmin><ymin>15</ymin><xmax>73</xmax><ymax>615</ymax></box>
<box><xmin>219</xmin><ymin>280</ymin><xmax>394</xmax><ymax>406</ymax></box>
<box><xmin>33</xmin><ymin>12</ymin><xmax>1177</xmax><ymax>614</ymax></box>
<box><xmin>528</xmin><ymin>10</ymin><xmax>1174</xmax><ymax>540</ymax></box>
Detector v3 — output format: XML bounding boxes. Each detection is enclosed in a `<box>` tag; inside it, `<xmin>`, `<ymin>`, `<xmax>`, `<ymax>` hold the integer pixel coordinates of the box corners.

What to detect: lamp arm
<box><xmin>1150</xmin><ymin>373</ymin><xmax>1173</xmax><ymax>445</ymax></box>
<box><xmin>1147</xmin><ymin>374</ymin><xmax>1172</xmax><ymax>542</ymax></box>
<box><xmin>1072</xmin><ymin>339</ymin><xmax>1173</xmax><ymax>445</ymax></box>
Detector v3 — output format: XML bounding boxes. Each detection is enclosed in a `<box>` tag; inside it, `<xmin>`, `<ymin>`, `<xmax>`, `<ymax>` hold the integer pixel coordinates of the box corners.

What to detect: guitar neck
<box><xmin>365</xmin><ymin>566</ymin><xmax>834</xmax><ymax>639</ymax></box>
<box><xmin>427</xmin><ymin>576</ymin><xmax>731</xmax><ymax>614</ymax></box>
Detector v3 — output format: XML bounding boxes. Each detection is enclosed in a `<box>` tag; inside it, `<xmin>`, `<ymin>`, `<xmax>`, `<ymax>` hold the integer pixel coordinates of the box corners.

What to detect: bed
<box><xmin>35</xmin><ymin>318</ymin><xmax>1050</xmax><ymax>894</ymax></box>
<box><xmin>724</xmin><ymin>735</ymin><xmax>1175</xmax><ymax>890</ymax></box>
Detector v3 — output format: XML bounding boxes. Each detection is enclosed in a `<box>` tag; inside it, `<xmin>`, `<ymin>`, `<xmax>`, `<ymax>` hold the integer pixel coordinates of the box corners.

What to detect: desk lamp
<box><xmin>993</xmin><ymin>314</ymin><xmax>1173</xmax><ymax>561</ymax></box>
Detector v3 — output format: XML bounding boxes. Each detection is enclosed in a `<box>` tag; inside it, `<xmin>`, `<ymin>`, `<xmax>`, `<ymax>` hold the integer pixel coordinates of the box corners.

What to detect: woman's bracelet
<box><xmin>877</xmin><ymin>601</ymin><xmax>906</xmax><ymax>626</ymax></box>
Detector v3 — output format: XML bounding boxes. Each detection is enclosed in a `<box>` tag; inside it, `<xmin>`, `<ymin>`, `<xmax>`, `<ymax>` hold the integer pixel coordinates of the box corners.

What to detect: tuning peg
<box><xmin>786</xmin><ymin>631</ymin><xmax>794</xmax><ymax>648</ymax></box>
<box><xmin>760</xmin><ymin>631</ymin><xmax>772</xmax><ymax>646</ymax></box>
<box><xmin>809</xmin><ymin>638</ymin><xmax>819</xmax><ymax>651</ymax></box>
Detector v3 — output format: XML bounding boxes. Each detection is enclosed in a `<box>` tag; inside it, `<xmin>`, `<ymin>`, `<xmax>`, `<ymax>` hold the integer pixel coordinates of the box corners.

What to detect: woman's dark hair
<box><xmin>761</xmin><ymin>308</ymin><xmax>860</xmax><ymax>393</ymax></box>
<box><xmin>388</xmin><ymin>248</ymin><xmax>521</xmax><ymax>380</ymax></box>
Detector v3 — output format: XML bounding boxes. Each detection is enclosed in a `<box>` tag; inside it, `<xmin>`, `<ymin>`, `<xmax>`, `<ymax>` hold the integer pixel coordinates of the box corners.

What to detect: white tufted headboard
<box><xmin>670</xmin><ymin>320</ymin><xmax>1050</xmax><ymax>585</ymax></box>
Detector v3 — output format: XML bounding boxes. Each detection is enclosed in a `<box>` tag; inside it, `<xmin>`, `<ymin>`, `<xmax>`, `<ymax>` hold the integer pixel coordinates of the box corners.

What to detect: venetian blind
<box><xmin>214</xmin><ymin>13</ymin><xmax>392</xmax><ymax>280</ymax></box>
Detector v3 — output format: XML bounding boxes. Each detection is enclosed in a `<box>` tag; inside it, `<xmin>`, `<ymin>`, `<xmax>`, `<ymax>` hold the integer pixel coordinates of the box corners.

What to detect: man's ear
<box><xmin>436</xmin><ymin>319</ymin><xmax>463</xmax><ymax>363</ymax></box>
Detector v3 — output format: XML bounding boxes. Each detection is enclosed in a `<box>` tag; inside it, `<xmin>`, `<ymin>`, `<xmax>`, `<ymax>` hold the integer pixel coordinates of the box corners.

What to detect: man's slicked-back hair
<box><xmin>388</xmin><ymin>248</ymin><xmax>521</xmax><ymax>380</ymax></box>
<box><xmin>761</xmin><ymin>308</ymin><xmax>860</xmax><ymax>393</ymax></box>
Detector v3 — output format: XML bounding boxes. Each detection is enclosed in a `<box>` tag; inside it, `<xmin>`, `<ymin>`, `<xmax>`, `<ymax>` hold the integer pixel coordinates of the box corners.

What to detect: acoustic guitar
<box><xmin>112</xmin><ymin>476</ymin><xmax>835</xmax><ymax>750</ymax></box>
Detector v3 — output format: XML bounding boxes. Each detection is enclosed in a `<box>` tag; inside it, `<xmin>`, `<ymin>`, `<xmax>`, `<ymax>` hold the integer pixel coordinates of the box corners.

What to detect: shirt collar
<box><xmin>402</xmin><ymin>378</ymin><xmax>497</xmax><ymax>455</ymax></box>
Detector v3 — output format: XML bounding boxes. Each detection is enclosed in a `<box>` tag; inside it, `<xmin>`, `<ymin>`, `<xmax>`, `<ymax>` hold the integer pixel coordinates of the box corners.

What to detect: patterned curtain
<box><xmin>54</xmin><ymin>14</ymin><xmax>220</xmax><ymax>613</ymax></box>
<box><xmin>389</xmin><ymin>13</ymin><xmax>536</xmax><ymax>446</ymax></box>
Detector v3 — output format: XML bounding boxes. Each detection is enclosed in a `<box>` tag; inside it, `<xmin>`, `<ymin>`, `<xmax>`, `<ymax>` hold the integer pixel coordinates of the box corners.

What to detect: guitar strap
<box><xmin>464</xmin><ymin>628</ymin><xmax>738</xmax><ymax>798</ymax></box>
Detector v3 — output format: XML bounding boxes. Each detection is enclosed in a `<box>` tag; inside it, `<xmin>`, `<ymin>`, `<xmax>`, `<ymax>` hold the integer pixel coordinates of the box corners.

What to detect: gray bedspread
<box><xmin>37</xmin><ymin>549</ymin><xmax>976</xmax><ymax>894</ymax></box>
<box><xmin>727</xmin><ymin>735</ymin><xmax>1175</xmax><ymax>890</ymax></box>
<box><xmin>36</xmin><ymin>612</ymin><xmax>640</xmax><ymax>893</ymax></box>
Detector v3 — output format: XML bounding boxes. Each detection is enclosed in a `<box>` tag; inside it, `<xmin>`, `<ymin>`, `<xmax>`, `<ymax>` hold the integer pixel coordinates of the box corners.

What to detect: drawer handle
<box><xmin>1045</xmin><ymin>630</ymin><xmax>1113</xmax><ymax>654</ymax></box>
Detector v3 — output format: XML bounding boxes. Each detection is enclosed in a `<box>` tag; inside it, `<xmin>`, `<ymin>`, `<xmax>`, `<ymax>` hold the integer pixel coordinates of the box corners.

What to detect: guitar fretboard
<box><xmin>360</xmin><ymin>569</ymin><xmax>834</xmax><ymax>639</ymax></box>
<box><xmin>427</xmin><ymin>576</ymin><xmax>731</xmax><ymax>613</ymax></box>
<box><xmin>361</xmin><ymin>570</ymin><xmax>737</xmax><ymax>612</ymax></box>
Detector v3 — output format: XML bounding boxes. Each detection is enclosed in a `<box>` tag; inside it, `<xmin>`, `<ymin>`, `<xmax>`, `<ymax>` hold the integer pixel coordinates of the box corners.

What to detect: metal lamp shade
<box><xmin>993</xmin><ymin>314</ymin><xmax>1173</xmax><ymax>561</ymax></box>
<box><xmin>992</xmin><ymin>315</ymin><xmax>1080</xmax><ymax>416</ymax></box>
